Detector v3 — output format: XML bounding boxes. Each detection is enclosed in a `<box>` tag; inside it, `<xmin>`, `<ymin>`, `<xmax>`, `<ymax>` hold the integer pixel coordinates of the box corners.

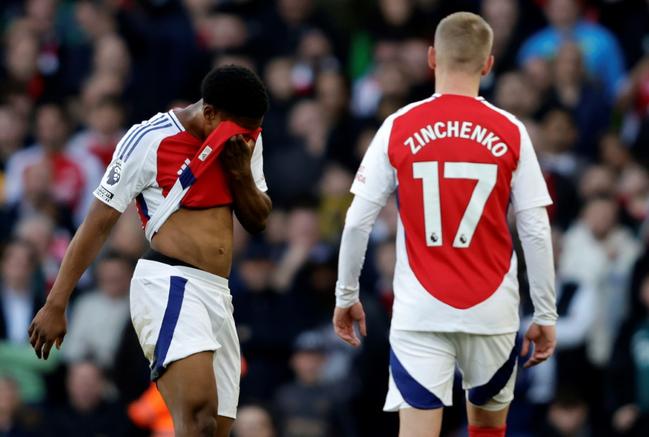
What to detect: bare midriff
<box><xmin>151</xmin><ymin>205</ymin><xmax>233</xmax><ymax>278</ymax></box>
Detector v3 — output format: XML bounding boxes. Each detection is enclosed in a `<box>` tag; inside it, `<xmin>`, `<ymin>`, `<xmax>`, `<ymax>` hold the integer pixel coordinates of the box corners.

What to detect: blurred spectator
<box><xmin>271</xmin><ymin>203</ymin><xmax>321</xmax><ymax>291</ymax></box>
<box><xmin>538</xmin><ymin>107</ymin><xmax>584</xmax><ymax>181</ymax></box>
<box><xmin>617</xmin><ymin>165</ymin><xmax>649</xmax><ymax>229</ymax></box>
<box><xmin>523</xmin><ymin>56</ymin><xmax>554</xmax><ymax>99</ymax></box>
<box><xmin>258</xmin><ymin>0</ymin><xmax>338</xmax><ymax>61</ymax></box>
<box><xmin>578</xmin><ymin>165</ymin><xmax>616</xmax><ymax>201</ymax></box>
<box><xmin>92</xmin><ymin>34</ymin><xmax>131</xmax><ymax>86</ymax></box>
<box><xmin>544</xmin><ymin>389</ymin><xmax>591</xmax><ymax>437</ymax></box>
<box><xmin>609</xmin><ymin>274</ymin><xmax>649</xmax><ymax>437</ymax></box>
<box><xmin>105</xmin><ymin>206</ymin><xmax>148</xmax><ymax>259</ymax></box>
<box><xmin>69</xmin><ymin>96</ymin><xmax>125</xmax><ymax>167</ymax></box>
<box><xmin>546</xmin><ymin>42</ymin><xmax>610</xmax><ymax>159</ymax></box>
<box><xmin>1</xmin><ymin>26</ymin><xmax>43</xmax><ymax>102</ymax></box>
<box><xmin>74</xmin><ymin>0</ymin><xmax>116</xmax><ymax>43</ymax></box>
<box><xmin>0</xmin><ymin>158</ymin><xmax>75</xmax><ymax>246</ymax></box>
<box><xmin>262</xmin><ymin>56</ymin><xmax>297</xmax><ymax>148</ymax></box>
<box><xmin>369</xmin><ymin>0</ymin><xmax>430</xmax><ymax>41</ymax></box>
<box><xmin>266</xmin><ymin>101</ymin><xmax>328</xmax><ymax>204</ymax></box>
<box><xmin>234</xmin><ymin>242</ymin><xmax>300</xmax><ymax>402</ymax></box>
<box><xmin>617</xmin><ymin>56</ymin><xmax>649</xmax><ymax>164</ymax></box>
<box><xmin>352</xmin><ymin>60</ymin><xmax>410</xmax><ymax>118</ymax></box>
<box><xmin>0</xmin><ymin>376</ymin><xmax>43</xmax><ymax>436</ymax></box>
<box><xmin>481</xmin><ymin>0</ymin><xmax>523</xmax><ymax>77</ymax></box>
<box><xmin>46</xmin><ymin>361</ymin><xmax>129</xmax><ymax>437</ymax></box>
<box><xmin>560</xmin><ymin>196</ymin><xmax>640</xmax><ymax>367</ymax></box>
<box><xmin>493</xmin><ymin>71</ymin><xmax>540</xmax><ymax>120</ymax></box>
<box><xmin>62</xmin><ymin>252</ymin><xmax>133</xmax><ymax>370</ymax></box>
<box><xmin>4</xmin><ymin>104</ymin><xmax>103</xmax><ymax>225</ymax></box>
<box><xmin>518</xmin><ymin>0</ymin><xmax>626</xmax><ymax>100</ymax></box>
<box><xmin>317</xmin><ymin>164</ymin><xmax>353</xmax><ymax>244</ymax></box>
<box><xmin>399</xmin><ymin>39</ymin><xmax>433</xmax><ymax>102</ymax></box>
<box><xmin>273</xmin><ymin>330</ymin><xmax>353</xmax><ymax>437</ymax></box>
<box><xmin>233</xmin><ymin>404</ymin><xmax>277</xmax><ymax>437</ymax></box>
<box><xmin>0</xmin><ymin>238</ymin><xmax>59</xmax><ymax>405</ymax></box>
<box><xmin>0</xmin><ymin>104</ymin><xmax>28</xmax><ymax>172</ymax></box>
<box><xmin>197</xmin><ymin>13</ymin><xmax>249</xmax><ymax>53</ymax></box>
<box><xmin>15</xmin><ymin>214</ymin><xmax>69</xmax><ymax>292</ymax></box>
<box><xmin>600</xmin><ymin>132</ymin><xmax>633</xmax><ymax>174</ymax></box>
<box><xmin>0</xmin><ymin>239</ymin><xmax>41</xmax><ymax>344</ymax></box>
<box><xmin>316</xmin><ymin>70</ymin><xmax>360</xmax><ymax>171</ymax></box>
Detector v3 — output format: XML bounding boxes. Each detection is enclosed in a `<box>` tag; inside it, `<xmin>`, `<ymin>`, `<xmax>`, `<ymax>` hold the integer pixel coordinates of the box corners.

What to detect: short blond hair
<box><xmin>434</xmin><ymin>12</ymin><xmax>493</xmax><ymax>73</ymax></box>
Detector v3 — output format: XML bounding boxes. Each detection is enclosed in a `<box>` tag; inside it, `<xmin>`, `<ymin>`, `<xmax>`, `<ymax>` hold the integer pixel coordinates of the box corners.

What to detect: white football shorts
<box><xmin>130</xmin><ymin>259</ymin><xmax>240</xmax><ymax>418</ymax></box>
<box><xmin>385</xmin><ymin>328</ymin><xmax>519</xmax><ymax>412</ymax></box>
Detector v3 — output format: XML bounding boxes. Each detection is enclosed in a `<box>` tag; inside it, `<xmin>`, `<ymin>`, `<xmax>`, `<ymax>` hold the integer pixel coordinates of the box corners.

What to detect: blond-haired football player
<box><xmin>334</xmin><ymin>12</ymin><xmax>557</xmax><ymax>437</ymax></box>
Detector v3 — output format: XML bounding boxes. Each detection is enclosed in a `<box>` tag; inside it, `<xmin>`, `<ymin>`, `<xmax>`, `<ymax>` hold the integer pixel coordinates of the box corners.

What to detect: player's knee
<box><xmin>194</xmin><ymin>403</ymin><xmax>219</xmax><ymax>437</ymax></box>
<box><xmin>175</xmin><ymin>402</ymin><xmax>219</xmax><ymax>437</ymax></box>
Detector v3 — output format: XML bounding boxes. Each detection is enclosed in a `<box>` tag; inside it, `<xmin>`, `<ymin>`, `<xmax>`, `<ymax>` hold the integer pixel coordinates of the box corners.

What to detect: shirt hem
<box><xmin>390</xmin><ymin>322</ymin><xmax>520</xmax><ymax>335</ymax></box>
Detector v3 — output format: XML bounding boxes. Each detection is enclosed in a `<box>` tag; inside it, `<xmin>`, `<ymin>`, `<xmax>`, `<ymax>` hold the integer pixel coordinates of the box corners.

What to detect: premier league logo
<box><xmin>106</xmin><ymin>160</ymin><xmax>123</xmax><ymax>186</ymax></box>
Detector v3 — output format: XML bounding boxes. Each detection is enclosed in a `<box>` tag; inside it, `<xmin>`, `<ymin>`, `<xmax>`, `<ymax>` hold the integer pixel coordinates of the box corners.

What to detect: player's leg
<box><xmin>384</xmin><ymin>330</ymin><xmax>456</xmax><ymax>437</ymax></box>
<box><xmin>467</xmin><ymin>404</ymin><xmax>509</xmax><ymax>427</ymax></box>
<box><xmin>130</xmin><ymin>262</ymin><xmax>234</xmax><ymax>436</ymax></box>
<box><xmin>399</xmin><ymin>408</ymin><xmax>443</xmax><ymax>437</ymax></box>
<box><xmin>156</xmin><ymin>351</ymin><xmax>221</xmax><ymax>437</ymax></box>
<box><xmin>455</xmin><ymin>332</ymin><xmax>519</xmax><ymax>437</ymax></box>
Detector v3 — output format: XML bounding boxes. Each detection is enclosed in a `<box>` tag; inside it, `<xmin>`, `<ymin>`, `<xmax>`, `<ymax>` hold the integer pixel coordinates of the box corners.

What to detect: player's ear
<box><xmin>203</xmin><ymin>104</ymin><xmax>218</xmax><ymax>121</ymax></box>
<box><xmin>427</xmin><ymin>46</ymin><xmax>436</xmax><ymax>70</ymax></box>
<box><xmin>481</xmin><ymin>55</ymin><xmax>494</xmax><ymax>77</ymax></box>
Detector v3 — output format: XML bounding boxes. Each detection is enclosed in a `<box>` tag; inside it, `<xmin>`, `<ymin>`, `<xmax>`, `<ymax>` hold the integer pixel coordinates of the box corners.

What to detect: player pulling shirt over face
<box><xmin>29</xmin><ymin>65</ymin><xmax>272</xmax><ymax>437</ymax></box>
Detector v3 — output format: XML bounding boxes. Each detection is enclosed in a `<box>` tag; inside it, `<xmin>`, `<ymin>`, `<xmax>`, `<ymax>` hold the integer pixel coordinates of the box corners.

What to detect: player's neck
<box><xmin>175</xmin><ymin>101</ymin><xmax>208</xmax><ymax>140</ymax></box>
<box><xmin>434</xmin><ymin>70</ymin><xmax>481</xmax><ymax>98</ymax></box>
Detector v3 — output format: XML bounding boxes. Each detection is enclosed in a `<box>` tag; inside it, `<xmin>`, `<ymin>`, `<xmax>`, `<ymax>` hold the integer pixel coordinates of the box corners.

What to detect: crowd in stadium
<box><xmin>0</xmin><ymin>0</ymin><xmax>648</xmax><ymax>436</ymax></box>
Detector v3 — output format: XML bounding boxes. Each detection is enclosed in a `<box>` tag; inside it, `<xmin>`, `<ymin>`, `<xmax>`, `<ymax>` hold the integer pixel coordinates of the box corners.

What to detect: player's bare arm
<box><xmin>28</xmin><ymin>199</ymin><xmax>121</xmax><ymax>359</ymax></box>
<box><xmin>222</xmin><ymin>134</ymin><xmax>272</xmax><ymax>234</ymax></box>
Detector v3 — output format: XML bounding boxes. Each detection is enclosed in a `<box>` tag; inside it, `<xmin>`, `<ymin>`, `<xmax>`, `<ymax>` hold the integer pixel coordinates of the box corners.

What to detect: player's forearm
<box><xmin>46</xmin><ymin>201</ymin><xmax>120</xmax><ymax>309</ymax></box>
<box><xmin>336</xmin><ymin>196</ymin><xmax>382</xmax><ymax>307</ymax></box>
<box><xmin>516</xmin><ymin>206</ymin><xmax>558</xmax><ymax>325</ymax></box>
<box><xmin>230</xmin><ymin>170</ymin><xmax>272</xmax><ymax>234</ymax></box>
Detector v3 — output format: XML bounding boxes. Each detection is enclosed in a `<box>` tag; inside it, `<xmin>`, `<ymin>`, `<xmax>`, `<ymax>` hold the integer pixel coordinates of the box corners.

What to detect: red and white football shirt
<box><xmin>93</xmin><ymin>110</ymin><xmax>267</xmax><ymax>226</ymax></box>
<box><xmin>352</xmin><ymin>94</ymin><xmax>552</xmax><ymax>334</ymax></box>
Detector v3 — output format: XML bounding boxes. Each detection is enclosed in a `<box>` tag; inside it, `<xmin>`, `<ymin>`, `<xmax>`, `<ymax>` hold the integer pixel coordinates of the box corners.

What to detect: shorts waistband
<box><xmin>137</xmin><ymin>252</ymin><xmax>229</xmax><ymax>290</ymax></box>
<box><xmin>143</xmin><ymin>248</ymin><xmax>197</xmax><ymax>269</ymax></box>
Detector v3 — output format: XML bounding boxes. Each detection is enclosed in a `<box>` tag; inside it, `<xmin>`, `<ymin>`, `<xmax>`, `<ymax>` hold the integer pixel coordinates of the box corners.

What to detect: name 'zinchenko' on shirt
<box><xmin>404</xmin><ymin>120</ymin><xmax>509</xmax><ymax>158</ymax></box>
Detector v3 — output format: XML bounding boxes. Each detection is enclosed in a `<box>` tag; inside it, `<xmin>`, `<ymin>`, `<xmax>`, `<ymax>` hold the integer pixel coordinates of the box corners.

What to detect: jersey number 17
<box><xmin>413</xmin><ymin>161</ymin><xmax>497</xmax><ymax>249</ymax></box>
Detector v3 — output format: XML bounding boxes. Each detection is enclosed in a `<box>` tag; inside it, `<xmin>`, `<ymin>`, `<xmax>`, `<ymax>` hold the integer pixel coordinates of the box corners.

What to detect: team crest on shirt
<box><xmin>106</xmin><ymin>160</ymin><xmax>123</xmax><ymax>186</ymax></box>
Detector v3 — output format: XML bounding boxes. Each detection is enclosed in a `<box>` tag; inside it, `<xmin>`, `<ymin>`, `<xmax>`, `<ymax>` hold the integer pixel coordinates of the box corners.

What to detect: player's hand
<box><xmin>520</xmin><ymin>323</ymin><xmax>556</xmax><ymax>368</ymax></box>
<box><xmin>333</xmin><ymin>302</ymin><xmax>367</xmax><ymax>347</ymax></box>
<box><xmin>221</xmin><ymin>134</ymin><xmax>254</xmax><ymax>180</ymax></box>
<box><xmin>28</xmin><ymin>301</ymin><xmax>67</xmax><ymax>360</ymax></box>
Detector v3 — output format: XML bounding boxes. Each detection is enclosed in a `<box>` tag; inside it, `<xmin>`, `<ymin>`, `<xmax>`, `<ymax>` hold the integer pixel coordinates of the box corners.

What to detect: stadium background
<box><xmin>0</xmin><ymin>0</ymin><xmax>648</xmax><ymax>435</ymax></box>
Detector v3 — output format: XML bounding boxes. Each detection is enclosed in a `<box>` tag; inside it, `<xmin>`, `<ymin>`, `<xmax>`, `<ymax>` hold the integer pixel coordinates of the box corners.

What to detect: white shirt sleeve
<box><xmin>335</xmin><ymin>195</ymin><xmax>383</xmax><ymax>307</ymax></box>
<box><xmin>93</xmin><ymin>126</ymin><xmax>155</xmax><ymax>213</ymax></box>
<box><xmin>251</xmin><ymin>135</ymin><xmax>268</xmax><ymax>192</ymax></box>
<box><xmin>510</xmin><ymin>124</ymin><xmax>553</xmax><ymax>213</ymax></box>
<box><xmin>350</xmin><ymin>117</ymin><xmax>397</xmax><ymax>206</ymax></box>
<box><xmin>516</xmin><ymin>206</ymin><xmax>558</xmax><ymax>325</ymax></box>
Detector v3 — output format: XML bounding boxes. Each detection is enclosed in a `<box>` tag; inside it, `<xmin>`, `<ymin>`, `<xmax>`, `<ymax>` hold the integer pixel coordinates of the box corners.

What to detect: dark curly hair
<box><xmin>201</xmin><ymin>65</ymin><xmax>269</xmax><ymax>120</ymax></box>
